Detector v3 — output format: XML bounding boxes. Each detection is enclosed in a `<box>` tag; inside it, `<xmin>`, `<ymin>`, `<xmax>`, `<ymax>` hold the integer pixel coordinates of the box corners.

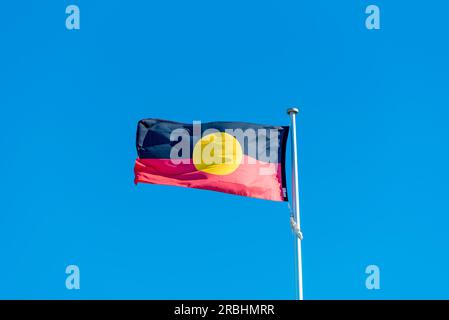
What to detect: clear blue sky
<box><xmin>1</xmin><ymin>1</ymin><xmax>448</xmax><ymax>299</ymax></box>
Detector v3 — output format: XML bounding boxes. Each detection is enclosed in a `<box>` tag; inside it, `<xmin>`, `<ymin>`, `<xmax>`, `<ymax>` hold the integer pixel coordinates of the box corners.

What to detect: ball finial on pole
<box><xmin>287</xmin><ymin>107</ymin><xmax>299</xmax><ymax>115</ymax></box>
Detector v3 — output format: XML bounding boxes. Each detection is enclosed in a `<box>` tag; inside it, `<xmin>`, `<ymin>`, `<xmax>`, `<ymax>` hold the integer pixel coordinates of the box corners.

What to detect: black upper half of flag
<box><xmin>136</xmin><ymin>118</ymin><xmax>289</xmax><ymax>162</ymax></box>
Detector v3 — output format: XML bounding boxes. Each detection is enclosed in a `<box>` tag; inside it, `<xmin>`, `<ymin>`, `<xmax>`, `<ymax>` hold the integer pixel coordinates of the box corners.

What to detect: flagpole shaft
<box><xmin>287</xmin><ymin>107</ymin><xmax>303</xmax><ymax>300</ymax></box>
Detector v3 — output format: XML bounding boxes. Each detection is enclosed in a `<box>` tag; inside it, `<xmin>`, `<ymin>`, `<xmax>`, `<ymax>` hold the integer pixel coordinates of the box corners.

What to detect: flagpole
<box><xmin>287</xmin><ymin>107</ymin><xmax>303</xmax><ymax>300</ymax></box>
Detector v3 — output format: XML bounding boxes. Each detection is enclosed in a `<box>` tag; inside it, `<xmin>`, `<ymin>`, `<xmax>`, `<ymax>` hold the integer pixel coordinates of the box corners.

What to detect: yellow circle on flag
<box><xmin>193</xmin><ymin>132</ymin><xmax>243</xmax><ymax>175</ymax></box>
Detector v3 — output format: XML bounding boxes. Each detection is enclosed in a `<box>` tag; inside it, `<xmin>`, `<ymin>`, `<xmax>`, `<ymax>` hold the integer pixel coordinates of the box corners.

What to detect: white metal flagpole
<box><xmin>287</xmin><ymin>107</ymin><xmax>304</xmax><ymax>300</ymax></box>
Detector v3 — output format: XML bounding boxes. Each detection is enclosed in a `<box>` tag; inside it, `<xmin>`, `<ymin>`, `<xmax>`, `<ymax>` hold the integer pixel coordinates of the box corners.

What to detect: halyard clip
<box><xmin>290</xmin><ymin>216</ymin><xmax>303</xmax><ymax>240</ymax></box>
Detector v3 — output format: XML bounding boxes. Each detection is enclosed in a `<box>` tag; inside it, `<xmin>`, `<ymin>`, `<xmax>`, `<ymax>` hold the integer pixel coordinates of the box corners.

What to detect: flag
<box><xmin>134</xmin><ymin>118</ymin><xmax>289</xmax><ymax>201</ymax></box>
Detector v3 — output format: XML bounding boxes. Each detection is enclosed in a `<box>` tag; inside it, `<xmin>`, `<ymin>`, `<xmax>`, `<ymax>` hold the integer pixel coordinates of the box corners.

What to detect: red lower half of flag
<box><xmin>134</xmin><ymin>156</ymin><xmax>286</xmax><ymax>201</ymax></box>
